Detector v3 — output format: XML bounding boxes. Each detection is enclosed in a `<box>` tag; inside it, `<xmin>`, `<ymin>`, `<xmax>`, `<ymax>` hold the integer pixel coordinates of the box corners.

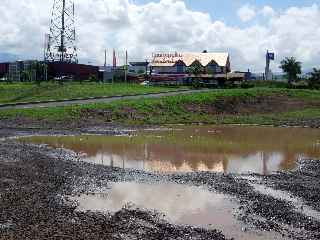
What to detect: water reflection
<box><xmin>72</xmin><ymin>182</ymin><xmax>287</xmax><ymax>240</ymax></box>
<box><xmin>20</xmin><ymin>125</ymin><xmax>320</xmax><ymax>174</ymax></box>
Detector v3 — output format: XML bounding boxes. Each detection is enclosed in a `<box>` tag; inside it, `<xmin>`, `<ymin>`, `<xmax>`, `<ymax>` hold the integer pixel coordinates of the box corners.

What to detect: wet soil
<box><xmin>1</xmin><ymin>128</ymin><xmax>320</xmax><ymax>239</ymax></box>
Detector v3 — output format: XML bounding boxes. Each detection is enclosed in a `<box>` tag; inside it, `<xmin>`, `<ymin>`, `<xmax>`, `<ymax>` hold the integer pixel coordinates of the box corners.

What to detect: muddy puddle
<box><xmin>20</xmin><ymin>125</ymin><xmax>320</xmax><ymax>174</ymax></box>
<box><xmin>71</xmin><ymin>182</ymin><xmax>286</xmax><ymax>240</ymax></box>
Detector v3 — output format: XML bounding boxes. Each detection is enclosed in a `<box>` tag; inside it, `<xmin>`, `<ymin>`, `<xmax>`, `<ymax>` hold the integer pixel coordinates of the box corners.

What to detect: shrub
<box><xmin>240</xmin><ymin>82</ymin><xmax>254</xmax><ymax>89</ymax></box>
<box><xmin>89</xmin><ymin>74</ymin><xmax>98</xmax><ymax>82</ymax></box>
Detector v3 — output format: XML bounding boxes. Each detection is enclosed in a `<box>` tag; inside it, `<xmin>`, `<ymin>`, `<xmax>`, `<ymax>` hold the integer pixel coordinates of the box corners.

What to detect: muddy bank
<box><xmin>184</xmin><ymin>95</ymin><xmax>319</xmax><ymax>115</ymax></box>
<box><xmin>1</xmin><ymin>129</ymin><xmax>320</xmax><ymax>239</ymax></box>
<box><xmin>1</xmin><ymin>94</ymin><xmax>320</xmax><ymax>129</ymax></box>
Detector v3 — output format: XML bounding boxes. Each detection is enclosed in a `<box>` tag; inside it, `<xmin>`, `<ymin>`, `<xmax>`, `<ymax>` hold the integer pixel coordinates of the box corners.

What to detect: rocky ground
<box><xmin>0</xmin><ymin>128</ymin><xmax>320</xmax><ymax>240</ymax></box>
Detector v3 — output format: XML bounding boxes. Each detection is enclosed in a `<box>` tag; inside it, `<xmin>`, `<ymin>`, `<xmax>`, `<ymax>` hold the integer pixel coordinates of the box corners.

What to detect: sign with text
<box><xmin>152</xmin><ymin>52</ymin><xmax>183</xmax><ymax>64</ymax></box>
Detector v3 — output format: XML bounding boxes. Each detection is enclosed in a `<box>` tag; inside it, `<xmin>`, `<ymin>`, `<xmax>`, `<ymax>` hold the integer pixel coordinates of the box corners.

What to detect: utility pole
<box><xmin>265</xmin><ymin>51</ymin><xmax>270</xmax><ymax>81</ymax></box>
<box><xmin>265</xmin><ymin>50</ymin><xmax>275</xmax><ymax>81</ymax></box>
<box><xmin>125</xmin><ymin>50</ymin><xmax>128</xmax><ymax>83</ymax></box>
<box><xmin>104</xmin><ymin>49</ymin><xmax>107</xmax><ymax>67</ymax></box>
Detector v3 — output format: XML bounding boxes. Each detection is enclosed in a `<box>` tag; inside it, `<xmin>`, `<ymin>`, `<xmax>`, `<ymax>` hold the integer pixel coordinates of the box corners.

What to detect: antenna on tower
<box><xmin>45</xmin><ymin>0</ymin><xmax>78</xmax><ymax>63</ymax></box>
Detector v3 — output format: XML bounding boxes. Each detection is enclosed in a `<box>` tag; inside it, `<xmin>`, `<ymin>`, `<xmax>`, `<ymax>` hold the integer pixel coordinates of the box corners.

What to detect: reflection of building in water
<box><xmin>226</xmin><ymin>152</ymin><xmax>284</xmax><ymax>174</ymax></box>
<box><xmin>25</xmin><ymin>125</ymin><xmax>320</xmax><ymax>174</ymax></box>
<box><xmin>84</xmin><ymin>142</ymin><xmax>287</xmax><ymax>174</ymax></box>
<box><xmin>144</xmin><ymin>160</ymin><xmax>225</xmax><ymax>173</ymax></box>
<box><xmin>86</xmin><ymin>153</ymin><xmax>145</xmax><ymax>170</ymax></box>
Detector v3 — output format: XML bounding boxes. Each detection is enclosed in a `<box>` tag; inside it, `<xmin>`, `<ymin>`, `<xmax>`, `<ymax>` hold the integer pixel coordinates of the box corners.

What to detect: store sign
<box><xmin>267</xmin><ymin>52</ymin><xmax>275</xmax><ymax>61</ymax></box>
<box><xmin>152</xmin><ymin>52</ymin><xmax>183</xmax><ymax>64</ymax></box>
<box><xmin>152</xmin><ymin>52</ymin><xmax>182</xmax><ymax>58</ymax></box>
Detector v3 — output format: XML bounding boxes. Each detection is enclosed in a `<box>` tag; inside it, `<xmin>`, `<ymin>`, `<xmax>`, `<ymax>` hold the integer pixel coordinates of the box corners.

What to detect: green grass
<box><xmin>0</xmin><ymin>82</ymin><xmax>185</xmax><ymax>104</ymax></box>
<box><xmin>0</xmin><ymin>88</ymin><xmax>319</xmax><ymax>126</ymax></box>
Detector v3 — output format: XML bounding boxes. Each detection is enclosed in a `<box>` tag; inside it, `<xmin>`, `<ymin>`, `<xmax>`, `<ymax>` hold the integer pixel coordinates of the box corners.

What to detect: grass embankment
<box><xmin>0</xmin><ymin>88</ymin><xmax>320</xmax><ymax>128</ymax></box>
<box><xmin>0</xmin><ymin>82</ymin><xmax>184</xmax><ymax>104</ymax></box>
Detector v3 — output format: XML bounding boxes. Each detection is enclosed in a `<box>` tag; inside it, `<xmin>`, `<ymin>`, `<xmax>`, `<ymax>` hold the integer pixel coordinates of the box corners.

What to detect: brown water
<box><xmin>71</xmin><ymin>182</ymin><xmax>288</xmax><ymax>240</ymax></box>
<box><xmin>20</xmin><ymin>125</ymin><xmax>320</xmax><ymax>174</ymax></box>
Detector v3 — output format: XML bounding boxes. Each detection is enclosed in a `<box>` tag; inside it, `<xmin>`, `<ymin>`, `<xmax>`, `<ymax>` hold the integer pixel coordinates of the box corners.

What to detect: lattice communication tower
<box><xmin>45</xmin><ymin>0</ymin><xmax>78</xmax><ymax>63</ymax></box>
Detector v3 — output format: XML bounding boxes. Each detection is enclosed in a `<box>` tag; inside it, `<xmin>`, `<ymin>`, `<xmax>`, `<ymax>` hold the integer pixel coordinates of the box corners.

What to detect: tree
<box><xmin>308</xmin><ymin>68</ymin><xmax>320</xmax><ymax>88</ymax></box>
<box><xmin>279</xmin><ymin>57</ymin><xmax>302</xmax><ymax>85</ymax></box>
<box><xmin>21</xmin><ymin>70</ymin><xmax>31</xmax><ymax>82</ymax></box>
<box><xmin>186</xmin><ymin>61</ymin><xmax>205</xmax><ymax>89</ymax></box>
<box><xmin>187</xmin><ymin>61</ymin><xmax>204</xmax><ymax>76</ymax></box>
<box><xmin>30</xmin><ymin>62</ymin><xmax>48</xmax><ymax>85</ymax></box>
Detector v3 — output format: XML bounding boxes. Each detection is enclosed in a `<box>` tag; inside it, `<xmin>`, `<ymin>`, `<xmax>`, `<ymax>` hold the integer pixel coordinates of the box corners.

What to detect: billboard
<box><xmin>267</xmin><ymin>52</ymin><xmax>275</xmax><ymax>61</ymax></box>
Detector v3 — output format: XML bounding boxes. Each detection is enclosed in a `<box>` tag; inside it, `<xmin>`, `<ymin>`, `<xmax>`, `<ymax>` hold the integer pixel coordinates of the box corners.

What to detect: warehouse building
<box><xmin>47</xmin><ymin>62</ymin><xmax>99</xmax><ymax>81</ymax></box>
<box><xmin>0</xmin><ymin>60</ymin><xmax>99</xmax><ymax>82</ymax></box>
<box><xmin>0</xmin><ymin>62</ymin><xmax>8</xmax><ymax>79</ymax></box>
<box><xmin>129</xmin><ymin>62</ymin><xmax>149</xmax><ymax>74</ymax></box>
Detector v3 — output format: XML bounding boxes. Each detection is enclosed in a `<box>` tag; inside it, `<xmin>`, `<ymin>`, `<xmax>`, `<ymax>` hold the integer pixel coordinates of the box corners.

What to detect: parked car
<box><xmin>140</xmin><ymin>81</ymin><xmax>150</xmax><ymax>86</ymax></box>
<box><xmin>54</xmin><ymin>75</ymin><xmax>74</xmax><ymax>81</ymax></box>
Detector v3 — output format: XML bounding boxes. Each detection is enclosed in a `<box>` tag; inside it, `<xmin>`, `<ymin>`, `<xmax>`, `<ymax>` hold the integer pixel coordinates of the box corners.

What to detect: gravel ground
<box><xmin>0</xmin><ymin>128</ymin><xmax>320</xmax><ymax>240</ymax></box>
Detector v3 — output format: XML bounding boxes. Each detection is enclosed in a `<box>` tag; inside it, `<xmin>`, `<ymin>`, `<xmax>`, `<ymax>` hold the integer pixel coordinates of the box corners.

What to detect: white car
<box><xmin>140</xmin><ymin>81</ymin><xmax>150</xmax><ymax>86</ymax></box>
<box><xmin>54</xmin><ymin>76</ymin><xmax>73</xmax><ymax>81</ymax></box>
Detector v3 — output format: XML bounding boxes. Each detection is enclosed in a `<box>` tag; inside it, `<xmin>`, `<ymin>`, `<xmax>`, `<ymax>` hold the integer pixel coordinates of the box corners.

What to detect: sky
<box><xmin>135</xmin><ymin>0</ymin><xmax>320</xmax><ymax>26</ymax></box>
<box><xmin>1</xmin><ymin>0</ymin><xmax>320</xmax><ymax>72</ymax></box>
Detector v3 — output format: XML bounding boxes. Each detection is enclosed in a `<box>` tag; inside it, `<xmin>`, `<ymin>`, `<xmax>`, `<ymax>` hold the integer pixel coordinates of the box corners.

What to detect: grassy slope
<box><xmin>0</xmin><ymin>88</ymin><xmax>319</xmax><ymax>127</ymax></box>
<box><xmin>0</xmin><ymin>82</ymin><xmax>184</xmax><ymax>104</ymax></box>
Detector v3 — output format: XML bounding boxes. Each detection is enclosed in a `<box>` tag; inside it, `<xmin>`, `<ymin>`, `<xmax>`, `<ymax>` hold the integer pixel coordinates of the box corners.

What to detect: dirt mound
<box><xmin>184</xmin><ymin>95</ymin><xmax>319</xmax><ymax>115</ymax></box>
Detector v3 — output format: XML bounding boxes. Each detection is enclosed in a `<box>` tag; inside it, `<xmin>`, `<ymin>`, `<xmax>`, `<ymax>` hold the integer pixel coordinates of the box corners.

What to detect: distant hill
<box><xmin>0</xmin><ymin>52</ymin><xmax>18</xmax><ymax>62</ymax></box>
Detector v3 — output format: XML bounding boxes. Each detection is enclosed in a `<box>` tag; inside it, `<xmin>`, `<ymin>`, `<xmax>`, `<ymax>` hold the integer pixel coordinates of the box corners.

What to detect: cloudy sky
<box><xmin>1</xmin><ymin>0</ymin><xmax>320</xmax><ymax>72</ymax></box>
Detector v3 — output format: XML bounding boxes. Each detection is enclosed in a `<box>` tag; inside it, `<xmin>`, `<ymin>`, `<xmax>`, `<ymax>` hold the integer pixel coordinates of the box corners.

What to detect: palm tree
<box><xmin>31</xmin><ymin>61</ymin><xmax>41</xmax><ymax>85</ymax></box>
<box><xmin>279</xmin><ymin>57</ymin><xmax>302</xmax><ymax>85</ymax></box>
<box><xmin>21</xmin><ymin>70</ymin><xmax>31</xmax><ymax>82</ymax></box>
<box><xmin>308</xmin><ymin>68</ymin><xmax>320</xmax><ymax>88</ymax></box>
<box><xmin>41</xmin><ymin>63</ymin><xmax>48</xmax><ymax>82</ymax></box>
<box><xmin>30</xmin><ymin>61</ymin><xmax>48</xmax><ymax>85</ymax></box>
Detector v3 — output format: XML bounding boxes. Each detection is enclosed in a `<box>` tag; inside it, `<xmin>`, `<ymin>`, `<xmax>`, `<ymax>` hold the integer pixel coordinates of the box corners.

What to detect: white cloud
<box><xmin>237</xmin><ymin>4</ymin><xmax>257</xmax><ymax>22</ymax></box>
<box><xmin>0</xmin><ymin>0</ymin><xmax>320</xmax><ymax>72</ymax></box>
<box><xmin>261</xmin><ymin>6</ymin><xmax>276</xmax><ymax>17</ymax></box>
